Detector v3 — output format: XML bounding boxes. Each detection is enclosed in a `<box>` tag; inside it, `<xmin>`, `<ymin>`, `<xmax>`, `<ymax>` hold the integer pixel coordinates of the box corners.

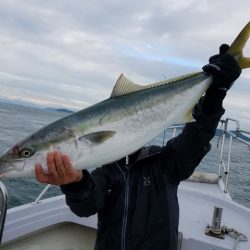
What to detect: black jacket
<box><xmin>60</xmin><ymin>101</ymin><xmax>225</xmax><ymax>250</ymax></box>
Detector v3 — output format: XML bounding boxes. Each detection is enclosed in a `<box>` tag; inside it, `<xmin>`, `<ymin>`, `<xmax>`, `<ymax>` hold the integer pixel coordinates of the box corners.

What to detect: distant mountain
<box><xmin>56</xmin><ymin>108</ymin><xmax>74</xmax><ymax>114</ymax></box>
<box><xmin>0</xmin><ymin>98</ymin><xmax>42</xmax><ymax>109</ymax></box>
<box><xmin>0</xmin><ymin>99</ymin><xmax>77</xmax><ymax>113</ymax></box>
<box><xmin>45</xmin><ymin>107</ymin><xmax>74</xmax><ymax>114</ymax></box>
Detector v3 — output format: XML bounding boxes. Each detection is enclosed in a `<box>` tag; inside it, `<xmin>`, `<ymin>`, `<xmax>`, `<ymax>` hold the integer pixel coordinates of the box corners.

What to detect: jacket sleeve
<box><xmin>60</xmin><ymin>166</ymin><xmax>111</xmax><ymax>217</ymax></box>
<box><xmin>161</xmin><ymin>98</ymin><xmax>225</xmax><ymax>184</ymax></box>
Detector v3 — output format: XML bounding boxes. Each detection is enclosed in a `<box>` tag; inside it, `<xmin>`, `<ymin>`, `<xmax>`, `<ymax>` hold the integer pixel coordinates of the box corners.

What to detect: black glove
<box><xmin>200</xmin><ymin>44</ymin><xmax>241</xmax><ymax>114</ymax></box>
<box><xmin>202</xmin><ymin>44</ymin><xmax>241</xmax><ymax>91</ymax></box>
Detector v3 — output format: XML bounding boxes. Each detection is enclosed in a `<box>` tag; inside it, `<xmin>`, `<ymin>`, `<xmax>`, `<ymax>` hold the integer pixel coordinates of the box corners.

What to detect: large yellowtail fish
<box><xmin>0</xmin><ymin>22</ymin><xmax>250</xmax><ymax>178</ymax></box>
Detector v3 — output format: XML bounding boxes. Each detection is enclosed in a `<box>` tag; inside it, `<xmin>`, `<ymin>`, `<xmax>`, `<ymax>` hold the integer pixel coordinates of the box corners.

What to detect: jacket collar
<box><xmin>116</xmin><ymin>146</ymin><xmax>162</xmax><ymax>168</ymax></box>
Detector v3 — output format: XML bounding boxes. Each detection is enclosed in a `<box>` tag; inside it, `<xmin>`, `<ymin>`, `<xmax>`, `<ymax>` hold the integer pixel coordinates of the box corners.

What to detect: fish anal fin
<box><xmin>177</xmin><ymin>110</ymin><xmax>194</xmax><ymax>124</ymax></box>
<box><xmin>79</xmin><ymin>131</ymin><xmax>116</xmax><ymax>145</ymax></box>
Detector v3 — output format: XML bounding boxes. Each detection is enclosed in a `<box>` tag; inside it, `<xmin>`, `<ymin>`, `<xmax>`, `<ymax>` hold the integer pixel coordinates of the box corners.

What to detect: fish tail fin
<box><xmin>238</xmin><ymin>57</ymin><xmax>250</xmax><ymax>69</ymax></box>
<box><xmin>227</xmin><ymin>21</ymin><xmax>250</xmax><ymax>69</ymax></box>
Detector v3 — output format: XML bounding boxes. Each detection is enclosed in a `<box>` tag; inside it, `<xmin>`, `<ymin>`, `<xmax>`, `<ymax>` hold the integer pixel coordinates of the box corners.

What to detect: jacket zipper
<box><xmin>117</xmin><ymin>164</ymin><xmax>129</xmax><ymax>250</ymax></box>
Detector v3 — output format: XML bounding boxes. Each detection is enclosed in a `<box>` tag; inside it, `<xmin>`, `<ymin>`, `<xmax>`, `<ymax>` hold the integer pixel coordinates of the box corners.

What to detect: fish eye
<box><xmin>20</xmin><ymin>148</ymin><xmax>33</xmax><ymax>158</ymax></box>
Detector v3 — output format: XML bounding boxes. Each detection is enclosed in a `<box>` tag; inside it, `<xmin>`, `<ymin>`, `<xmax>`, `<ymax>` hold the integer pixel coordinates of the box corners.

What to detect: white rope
<box><xmin>221</xmin><ymin>226</ymin><xmax>248</xmax><ymax>250</ymax></box>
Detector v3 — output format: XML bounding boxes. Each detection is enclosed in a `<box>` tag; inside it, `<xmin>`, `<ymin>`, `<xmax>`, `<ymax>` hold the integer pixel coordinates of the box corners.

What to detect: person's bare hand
<box><xmin>35</xmin><ymin>151</ymin><xmax>83</xmax><ymax>185</ymax></box>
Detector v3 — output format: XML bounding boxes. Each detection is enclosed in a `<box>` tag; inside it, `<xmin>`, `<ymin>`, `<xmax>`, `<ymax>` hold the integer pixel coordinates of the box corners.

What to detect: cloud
<box><xmin>0</xmin><ymin>0</ymin><xmax>250</xmax><ymax>127</ymax></box>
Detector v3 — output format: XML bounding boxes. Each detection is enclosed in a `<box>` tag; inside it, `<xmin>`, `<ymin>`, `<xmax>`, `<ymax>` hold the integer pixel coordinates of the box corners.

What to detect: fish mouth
<box><xmin>0</xmin><ymin>159</ymin><xmax>25</xmax><ymax>179</ymax></box>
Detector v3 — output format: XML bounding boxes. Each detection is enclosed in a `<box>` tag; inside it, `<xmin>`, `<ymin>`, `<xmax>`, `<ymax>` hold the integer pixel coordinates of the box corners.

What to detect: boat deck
<box><xmin>178</xmin><ymin>180</ymin><xmax>250</xmax><ymax>250</ymax></box>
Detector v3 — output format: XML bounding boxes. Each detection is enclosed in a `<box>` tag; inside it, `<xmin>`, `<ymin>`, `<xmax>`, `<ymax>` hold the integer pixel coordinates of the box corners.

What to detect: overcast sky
<box><xmin>0</xmin><ymin>0</ymin><xmax>250</xmax><ymax>129</ymax></box>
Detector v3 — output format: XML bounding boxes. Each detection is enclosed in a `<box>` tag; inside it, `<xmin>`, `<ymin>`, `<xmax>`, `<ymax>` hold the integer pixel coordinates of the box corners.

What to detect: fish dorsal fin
<box><xmin>110</xmin><ymin>74</ymin><xmax>144</xmax><ymax>97</ymax></box>
<box><xmin>110</xmin><ymin>72</ymin><xmax>201</xmax><ymax>98</ymax></box>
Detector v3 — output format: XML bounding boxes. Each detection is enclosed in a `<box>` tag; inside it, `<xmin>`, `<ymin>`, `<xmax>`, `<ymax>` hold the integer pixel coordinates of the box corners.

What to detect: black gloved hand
<box><xmin>200</xmin><ymin>44</ymin><xmax>241</xmax><ymax>115</ymax></box>
<box><xmin>202</xmin><ymin>44</ymin><xmax>241</xmax><ymax>91</ymax></box>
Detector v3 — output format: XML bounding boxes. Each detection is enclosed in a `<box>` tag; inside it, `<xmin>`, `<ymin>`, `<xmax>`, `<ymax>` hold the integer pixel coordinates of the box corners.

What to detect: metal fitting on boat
<box><xmin>205</xmin><ymin>206</ymin><xmax>225</xmax><ymax>239</ymax></box>
<box><xmin>211</xmin><ymin>207</ymin><xmax>223</xmax><ymax>233</ymax></box>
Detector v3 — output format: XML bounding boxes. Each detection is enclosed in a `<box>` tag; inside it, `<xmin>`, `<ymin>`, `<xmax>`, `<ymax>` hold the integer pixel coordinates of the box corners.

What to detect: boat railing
<box><xmin>0</xmin><ymin>181</ymin><xmax>8</xmax><ymax>245</ymax></box>
<box><xmin>165</xmin><ymin>118</ymin><xmax>250</xmax><ymax>193</ymax></box>
<box><xmin>218</xmin><ymin>118</ymin><xmax>250</xmax><ymax>193</ymax></box>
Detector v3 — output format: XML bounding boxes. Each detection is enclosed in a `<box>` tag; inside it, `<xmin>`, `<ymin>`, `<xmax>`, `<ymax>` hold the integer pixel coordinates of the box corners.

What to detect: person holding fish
<box><xmin>34</xmin><ymin>44</ymin><xmax>242</xmax><ymax>250</ymax></box>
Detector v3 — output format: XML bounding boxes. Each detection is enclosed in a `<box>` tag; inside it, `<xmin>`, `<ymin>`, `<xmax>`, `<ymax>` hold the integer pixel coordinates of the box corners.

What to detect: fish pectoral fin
<box><xmin>78</xmin><ymin>131</ymin><xmax>116</xmax><ymax>145</ymax></box>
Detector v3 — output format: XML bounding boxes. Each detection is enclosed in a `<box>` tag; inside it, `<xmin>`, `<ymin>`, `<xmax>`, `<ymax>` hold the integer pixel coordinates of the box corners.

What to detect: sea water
<box><xmin>0</xmin><ymin>102</ymin><xmax>249</xmax><ymax>209</ymax></box>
